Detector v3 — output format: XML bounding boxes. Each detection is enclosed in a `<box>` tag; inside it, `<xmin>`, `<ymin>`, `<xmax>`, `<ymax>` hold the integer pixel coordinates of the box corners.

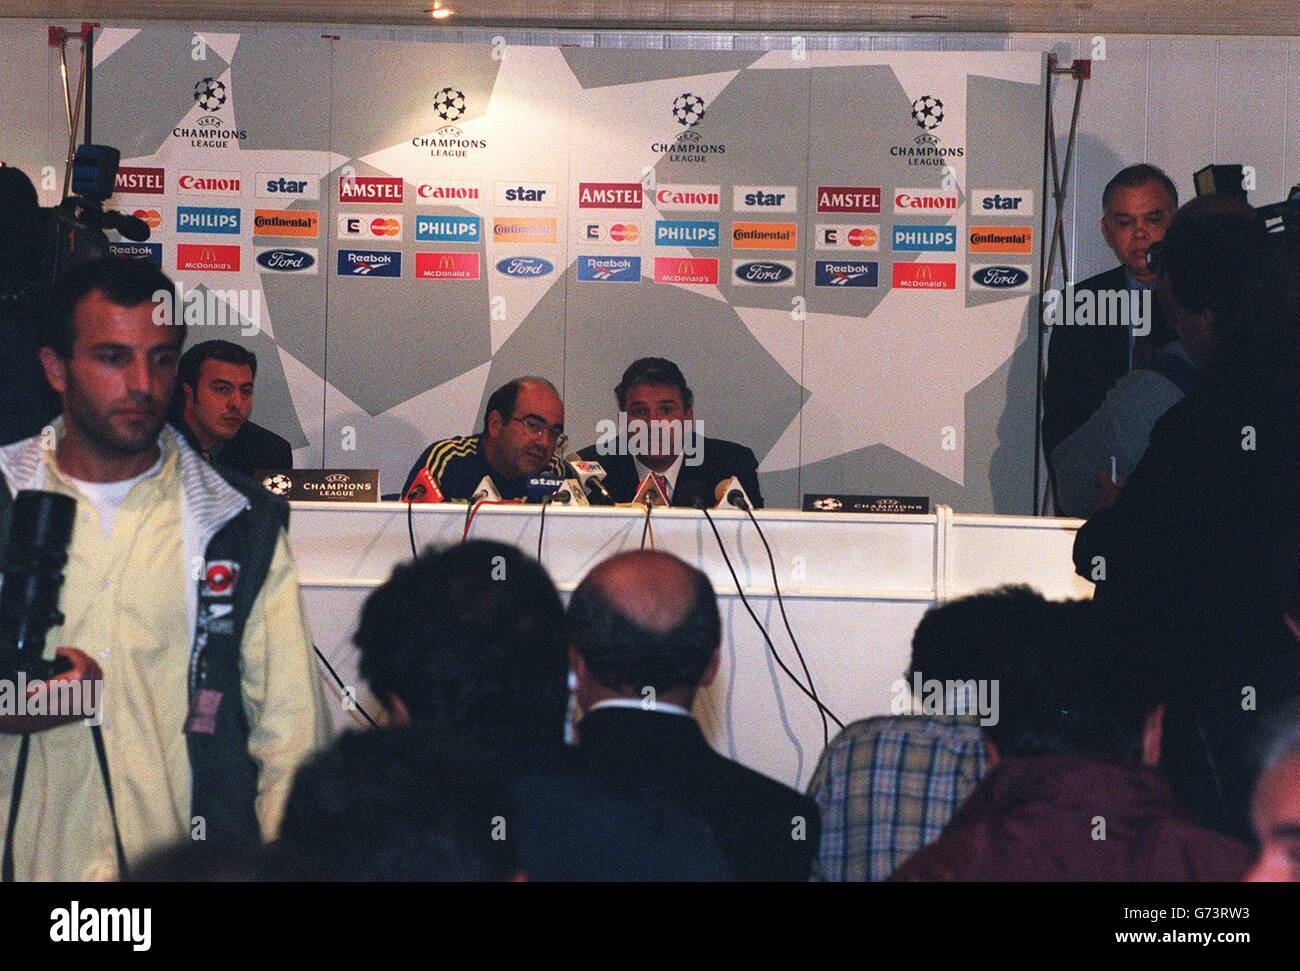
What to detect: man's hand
<box><xmin>0</xmin><ymin>648</ymin><xmax>103</xmax><ymax>735</ymax></box>
<box><xmin>1090</xmin><ymin>470</ymin><xmax>1126</xmax><ymax>513</ymax></box>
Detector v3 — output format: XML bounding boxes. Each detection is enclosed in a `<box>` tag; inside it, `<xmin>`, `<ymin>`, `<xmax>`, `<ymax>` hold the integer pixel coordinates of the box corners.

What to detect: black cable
<box><xmin>742</xmin><ymin>505</ymin><xmax>835</xmax><ymax>746</ymax></box>
<box><xmin>639</xmin><ymin>500</ymin><xmax>652</xmax><ymax>550</ymax></box>
<box><xmin>537</xmin><ymin>496</ymin><xmax>548</xmax><ymax>562</ymax></box>
<box><xmin>313</xmin><ymin>644</ymin><xmax>378</xmax><ymax>728</ymax></box>
<box><xmin>406</xmin><ymin>496</ymin><xmax>418</xmax><ymax>559</ymax></box>
<box><xmin>698</xmin><ymin>502</ymin><xmax>843</xmax><ymax>730</ymax></box>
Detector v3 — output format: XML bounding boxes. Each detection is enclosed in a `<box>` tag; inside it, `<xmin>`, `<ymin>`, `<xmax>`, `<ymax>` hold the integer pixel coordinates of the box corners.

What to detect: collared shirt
<box><xmin>806</xmin><ymin>714</ymin><xmax>989</xmax><ymax>882</ymax></box>
<box><xmin>588</xmin><ymin>698</ymin><xmax>692</xmax><ymax>718</ymax></box>
<box><xmin>403</xmin><ymin>433</ymin><xmax>567</xmax><ymax>501</ymax></box>
<box><xmin>1123</xmin><ymin>267</ymin><xmax>1155</xmax><ymax>372</ymax></box>
<box><xmin>633</xmin><ymin>452</ymin><xmax>684</xmax><ymax>501</ymax></box>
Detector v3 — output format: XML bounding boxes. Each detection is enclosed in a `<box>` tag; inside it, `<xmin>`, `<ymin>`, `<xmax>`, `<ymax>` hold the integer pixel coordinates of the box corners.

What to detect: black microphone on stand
<box><xmin>0</xmin><ymin>490</ymin><xmax>77</xmax><ymax>681</ymax></box>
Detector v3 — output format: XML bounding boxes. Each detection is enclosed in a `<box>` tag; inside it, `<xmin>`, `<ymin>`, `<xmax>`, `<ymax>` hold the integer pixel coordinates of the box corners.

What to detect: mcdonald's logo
<box><xmin>414</xmin><ymin>251</ymin><xmax>480</xmax><ymax>280</ymax></box>
<box><xmin>891</xmin><ymin>261</ymin><xmax>956</xmax><ymax>290</ymax></box>
<box><xmin>653</xmin><ymin>257</ymin><xmax>718</xmax><ymax>285</ymax></box>
<box><xmin>177</xmin><ymin>243</ymin><xmax>240</xmax><ymax>272</ymax></box>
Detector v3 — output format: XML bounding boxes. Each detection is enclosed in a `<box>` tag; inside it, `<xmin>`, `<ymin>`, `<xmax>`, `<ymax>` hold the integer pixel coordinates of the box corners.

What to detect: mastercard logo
<box><xmin>370</xmin><ymin>218</ymin><xmax>400</xmax><ymax>237</ymax></box>
<box><xmin>847</xmin><ymin>227</ymin><xmax>878</xmax><ymax>248</ymax></box>
<box><xmin>133</xmin><ymin>209</ymin><xmax>163</xmax><ymax>229</ymax></box>
<box><xmin>610</xmin><ymin>223</ymin><xmax>639</xmax><ymax>243</ymax></box>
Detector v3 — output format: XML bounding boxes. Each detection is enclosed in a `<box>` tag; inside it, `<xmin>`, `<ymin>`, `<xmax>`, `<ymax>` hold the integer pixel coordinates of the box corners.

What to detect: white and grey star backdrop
<box><xmin>91</xmin><ymin>29</ymin><xmax>1044</xmax><ymax>510</ymax></box>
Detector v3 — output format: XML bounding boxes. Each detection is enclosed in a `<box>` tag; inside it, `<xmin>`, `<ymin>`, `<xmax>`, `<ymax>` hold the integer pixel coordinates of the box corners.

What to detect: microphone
<box><xmin>564</xmin><ymin>453</ymin><xmax>614</xmax><ymax>503</ymax></box>
<box><xmin>401</xmin><ymin>467</ymin><xmax>444</xmax><ymax>503</ymax></box>
<box><xmin>526</xmin><ymin>475</ymin><xmax>567</xmax><ymax>504</ymax></box>
<box><xmin>471</xmin><ymin>475</ymin><xmax>502</xmax><ymax>503</ymax></box>
<box><xmin>714</xmin><ymin>477</ymin><xmax>753</xmax><ymax>511</ymax></box>
<box><xmin>0</xmin><ymin>491</ymin><xmax>77</xmax><ymax>680</ymax></box>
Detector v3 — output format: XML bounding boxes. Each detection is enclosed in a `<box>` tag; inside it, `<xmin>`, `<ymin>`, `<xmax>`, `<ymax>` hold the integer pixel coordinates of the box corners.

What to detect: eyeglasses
<box><xmin>511</xmin><ymin>415</ymin><xmax>567</xmax><ymax>451</ymax></box>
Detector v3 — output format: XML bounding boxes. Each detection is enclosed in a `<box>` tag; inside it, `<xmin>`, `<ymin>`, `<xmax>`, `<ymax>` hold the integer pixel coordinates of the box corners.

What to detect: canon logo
<box><xmin>179</xmin><ymin>174</ymin><xmax>241</xmax><ymax>193</ymax></box>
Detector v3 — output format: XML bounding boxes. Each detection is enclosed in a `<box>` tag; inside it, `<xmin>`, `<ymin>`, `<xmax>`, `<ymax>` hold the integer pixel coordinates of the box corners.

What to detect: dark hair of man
<box><xmin>983</xmin><ymin>598</ymin><xmax>1169</xmax><ymax>766</ymax></box>
<box><xmin>567</xmin><ymin>559</ymin><xmax>720</xmax><ymax>693</ymax></box>
<box><xmin>1159</xmin><ymin>194</ymin><xmax>1286</xmax><ymax>370</ymax></box>
<box><xmin>274</xmin><ymin>726</ymin><xmax>518</xmax><ymax>881</ymax></box>
<box><xmin>908</xmin><ymin>585</ymin><xmax>1049</xmax><ymax>687</ymax></box>
<box><xmin>480</xmin><ymin>376</ymin><xmax>559</xmax><ymax>434</ymax></box>
<box><xmin>178</xmin><ymin>339</ymin><xmax>258</xmax><ymax>393</ymax></box>
<box><xmin>42</xmin><ymin>254</ymin><xmax>182</xmax><ymax>359</ymax></box>
<box><xmin>1102</xmin><ymin>162</ymin><xmax>1179</xmax><ymax>215</ymax></box>
<box><xmin>353</xmin><ymin>540</ymin><xmax>568</xmax><ymax>752</ymax></box>
<box><xmin>614</xmin><ymin>357</ymin><xmax>694</xmax><ymax>412</ymax></box>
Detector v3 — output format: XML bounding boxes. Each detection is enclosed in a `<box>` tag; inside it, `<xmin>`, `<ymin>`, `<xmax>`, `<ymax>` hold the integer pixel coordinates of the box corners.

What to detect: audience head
<box><xmin>480</xmin><ymin>376</ymin><xmax>564</xmax><ymax>480</ymax></box>
<box><xmin>275</xmin><ymin>727</ymin><xmax>520</xmax><ymax>881</ymax></box>
<box><xmin>1100</xmin><ymin>163</ymin><xmax>1178</xmax><ymax>284</ymax></box>
<box><xmin>1154</xmin><ymin>193</ymin><xmax>1283</xmax><ymax>369</ymax></box>
<box><xmin>568</xmin><ymin>550</ymin><xmax>720</xmax><ymax>710</ymax></box>
<box><xmin>39</xmin><ymin>255</ymin><xmax>183</xmax><ymax>457</ymax></box>
<box><xmin>1245</xmin><ymin>701</ymin><xmax>1300</xmax><ymax>881</ymax></box>
<box><xmin>175</xmin><ymin>339</ymin><xmax>258</xmax><ymax>450</ymax></box>
<box><xmin>353</xmin><ymin>540</ymin><xmax>568</xmax><ymax>752</ymax></box>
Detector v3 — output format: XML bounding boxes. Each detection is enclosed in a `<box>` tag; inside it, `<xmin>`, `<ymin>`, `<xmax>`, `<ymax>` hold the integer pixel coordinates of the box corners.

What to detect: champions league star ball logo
<box><xmin>911</xmin><ymin>95</ymin><xmax>944</xmax><ymax>131</ymax></box>
<box><xmin>812</xmin><ymin>497</ymin><xmax>843</xmax><ymax>511</ymax></box>
<box><xmin>262</xmin><ymin>474</ymin><xmax>292</xmax><ymax>496</ymax></box>
<box><xmin>194</xmin><ymin>77</ymin><xmax>227</xmax><ymax>112</ymax></box>
<box><xmin>434</xmin><ymin>87</ymin><xmax>467</xmax><ymax>122</ymax></box>
<box><xmin>672</xmin><ymin>93</ymin><xmax>706</xmax><ymax>128</ymax></box>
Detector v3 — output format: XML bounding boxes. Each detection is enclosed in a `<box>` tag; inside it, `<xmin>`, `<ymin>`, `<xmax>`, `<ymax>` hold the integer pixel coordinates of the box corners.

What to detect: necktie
<box><xmin>655</xmin><ymin>473</ymin><xmax>671</xmax><ymax>502</ymax></box>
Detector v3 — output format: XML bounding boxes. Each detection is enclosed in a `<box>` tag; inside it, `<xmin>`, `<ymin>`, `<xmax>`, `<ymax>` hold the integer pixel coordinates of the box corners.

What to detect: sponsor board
<box><xmin>653</xmin><ymin>257</ymin><xmax>719</xmax><ymax>285</ymax></box>
<box><xmin>582</xmin><ymin>222</ymin><xmax>639</xmax><ymax>243</ymax></box>
<box><xmin>176</xmin><ymin>243</ymin><xmax>240</xmax><ymax>272</ymax></box>
<box><xmin>128</xmin><ymin>208</ymin><xmax>163</xmax><ymax>230</ymax></box>
<box><xmin>731</xmin><ymin>221</ymin><xmax>797</xmax><ymax>250</ymax></box>
<box><xmin>257</xmin><ymin>173</ymin><xmax>318</xmax><ymax>199</ymax></box>
<box><xmin>336</xmin><ymin>249</ymin><xmax>402</xmax><ymax>277</ymax></box>
<box><xmin>495</xmin><ymin>257</ymin><xmax>555</xmax><ymax>278</ymax></box>
<box><xmin>731</xmin><ymin>259</ymin><xmax>796</xmax><ymax>286</ymax></box>
<box><xmin>415</xmin><ymin>181</ymin><xmax>480</xmax><ymax>203</ymax></box>
<box><xmin>107</xmin><ymin>242</ymin><xmax>162</xmax><ymax>266</ymax></box>
<box><xmin>176</xmin><ymin>206</ymin><xmax>240</xmax><ymax>235</ymax></box>
<box><xmin>576</xmin><ymin>256</ymin><xmax>641</xmax><ymax>282</ymax></box>
<box><xmin>891</xmin><ymin>262</ymin><xmax>956</xmax><ymax>290</ymax></box>
<box><xmin>578</xmin><ymin>182</ymin><xmax>643</xmax><ymax>209</ymax></box>
<box><xmin>338</xmin><ymin>177</ymin><xmax>403</xmax><ymax>204</ymax></box>
<box><xmin>816</xmin><ymin>224</ymin><xmax>879</xmax><ymax>251</ymax></box>
<box><xmin>414</xmin><ymin>252</ymin><xmax>480</xmax><ymax>280</ymax></box>
<box><xmin>494</xmin><ymin>182</ymin><xmax>556</xmax><ymax>207</ymax></box>
<box><xmin>970</xmin><ymin>189</ymin><xmax>1034</xmax><ymax>215</ymax></box>
<box><xmin>113</xmin><ymin>166</ymin><xmax>165</xmax><ymax>195</ymax></box>
<box><xmin>258</xmin><ymin>469</ymin><xmax>379</xmax><ymax>502</ymax></box>
<box><xmin>415</xmin><ymin>215</ymin><xmax>481</xmax><ymax>243</ymax></box>
<box><xmin>178</xmin><ymin>171</ymin><xmax>241</xmax><ymax>195</ymax></box>
<box><xmin>651</xmin><ymin>184</ymin><xmax>721</xmax><ymax>211</ymax></box>
<box><xmin>814</xmin><ymin>260</ymin><xmax>879</xmax><ymax>287</ymax></box>
<box><xmin>816</xmin><ymin>186</ymin><xmax>881</xmax><ymax>214</ymax></box>
<box><xmin>803</xmin><ymin>493</ymin><xmax>930</xmax><ymax>514</ymax></box>
<box><xmin>254</xmin><ymin>247</ymin><xmax>318</xmax><ymax>274</ymax></box>
<box><xmin>969</xmin><ymin>264</ymin><xmax>1032</xmax><ymax>291</ymax></box>
<box><xmin>338</xmin><ymin>214</ymin><xmax>403</xmax><ymax>240</ymax></box>
<box><xmin>654</xmin><ymin>220</ymin><xmax>719</xmax><ymax>247</ymax></box>
<box><xmin>253</xmin><ymin>209</ymin><xmax>319</xmax><ymax>237</ymax></box>
<box><xmin>733</xmin><ymin>186</ymin><xmax>797</xmax><ymax>213</ymax></box>
<box><xmin>891</xmin><ymin>224</ymin><xmax>957</xmax><ymax>252</ymax></box>
<box><xmin>493</xmin><ymin>217</ymin><xmax>557</xmax><ymax>244</ymax></box>
<box><xmin>893</xmin><ymin>188</ymin><xmax>959</xmax><ymax>212</ymax></box>
<box><xmin>969</xmin><ymin>226</ymin><xmax>1034</xmax><ymax>254</ymax></box>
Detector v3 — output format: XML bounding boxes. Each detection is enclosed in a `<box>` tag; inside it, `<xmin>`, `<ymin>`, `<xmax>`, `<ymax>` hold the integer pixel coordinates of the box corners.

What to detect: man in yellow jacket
<box><xmin>0</xmin><ymin>256</ymin><xmax>329</xmax><ymax>881</ymax></box>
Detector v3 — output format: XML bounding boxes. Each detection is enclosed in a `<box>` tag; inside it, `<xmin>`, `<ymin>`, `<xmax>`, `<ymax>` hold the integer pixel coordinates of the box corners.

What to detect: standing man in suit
<box><xmin>172</xmin><ymin>340</ymin><xmax>292</xmax><ymax>477</ymax></box>
<box><xmin>577</xmin><ymin>357</ymin><xmax>764</xmax><ymax>507</ymax></box>
<box><xmin>568</xmin><ymin>549</ymin><xmax>820</xmax><ymax>880</ymax></box>
<box><xmin>1042</xmin><ymin>164</ymin><xmax>1178</xmax><ymax>498</ymax></box>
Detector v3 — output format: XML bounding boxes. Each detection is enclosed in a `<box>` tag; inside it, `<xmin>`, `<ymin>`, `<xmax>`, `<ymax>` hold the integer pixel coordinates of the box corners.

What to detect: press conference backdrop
<box><xmin>85</xmin><ymin>31</ymin><xmax>1045</xmax><ymax>510</ymax></box>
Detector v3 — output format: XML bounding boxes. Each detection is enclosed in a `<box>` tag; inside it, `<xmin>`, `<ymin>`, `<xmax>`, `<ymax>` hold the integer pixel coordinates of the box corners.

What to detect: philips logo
<box><xmin>891</xmin><ymin>224</ymin><xmax>957</xmax><ymax>252</ymax></box>
<box><xmin>415</xmin><ymin>215</ymin><xmax>481</xmax><ymax>242</ymax></box>
<box><xmin>176</xmin><ymin>206</ymin><xmax>241</xmax><ymax>234</ymax></box>
<box><xmin>654</xmin><ymin>220</ymin><xmax>719</xmax><ymax>247</ymax></box>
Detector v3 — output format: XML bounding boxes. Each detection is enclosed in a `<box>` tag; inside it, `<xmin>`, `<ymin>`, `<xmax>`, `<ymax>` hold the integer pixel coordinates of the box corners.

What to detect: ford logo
<box><xmin>496</xmin><ymin>257</ymin><xmax>555</xmax><ymax>277</ymax></box>
<box><xmin>972</xmin><ymin>265</ymin><xmax>1029</xmax><ymax>288</ymax></box>
<box><xmin>735</xmin><ymin>261</ymin><xmax>794</xmax><ymax>284</ymax></box>
<box><xmin>256</xmin><ymin>248</ymin><xmax>316</xmax><ymax>271</ymax></box>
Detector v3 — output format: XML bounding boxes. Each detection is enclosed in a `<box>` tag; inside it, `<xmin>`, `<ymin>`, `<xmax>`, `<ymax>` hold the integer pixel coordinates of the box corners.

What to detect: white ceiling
<box><xmin>5</xmin><ymin>0</ymin><xmax>1299</xmax><ymax>37</ymax></box>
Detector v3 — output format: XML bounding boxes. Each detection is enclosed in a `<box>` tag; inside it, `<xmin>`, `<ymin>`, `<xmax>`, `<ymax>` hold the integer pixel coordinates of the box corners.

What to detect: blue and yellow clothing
<box><xmin>401</xmin><ymin>434</ymin><xmax>567</xmax><ymax>501</ymax></box>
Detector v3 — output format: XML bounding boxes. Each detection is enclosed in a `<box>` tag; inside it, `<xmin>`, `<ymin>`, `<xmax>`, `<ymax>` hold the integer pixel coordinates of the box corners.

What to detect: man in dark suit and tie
<box><xmin>1042</xmin><ymin>164</ymin><xmax>1178</xmax><ymax>502</ymax></box>
<box><xmin>171</xmin><ymin>339</ymin><xmax>292</xmax><ymax>478</ymax></box>
<box><xmin>568</xmin><ymin>549</ymin><xmax>820</xmax><ymax>881</ymax></box>
<box><xmin>577</xmin><ymin>357</ymin><xmax>764</xmax><ymax>508</ymax></box>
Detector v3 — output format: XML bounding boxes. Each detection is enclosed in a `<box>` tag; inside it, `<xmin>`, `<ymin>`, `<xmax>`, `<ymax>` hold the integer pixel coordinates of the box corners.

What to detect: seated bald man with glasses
<box><xmin>401</xmin><ymin>376</ymin><xmax>569</xmax><ymax>501</ymax></box>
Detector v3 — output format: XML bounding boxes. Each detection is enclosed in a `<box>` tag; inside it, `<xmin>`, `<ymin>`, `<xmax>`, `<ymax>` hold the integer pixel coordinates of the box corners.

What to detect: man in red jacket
<box><xmin>891</xmin><ymin>598</ymin><xmax>1252</xmax><ymax>882</ymax></box>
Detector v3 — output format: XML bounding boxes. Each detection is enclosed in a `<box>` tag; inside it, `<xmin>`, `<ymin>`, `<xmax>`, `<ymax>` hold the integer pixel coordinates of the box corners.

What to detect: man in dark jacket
<box><xmin>569</xmin><ymin>549</ymin><xmax>820</xmax><ymax>880</ymax></box>
<box><xmin>1042</xmin><ymin>164</ymin><xmax>1178</xmax><ymax>494</ymax></box>
<box><xmin>890</xmin><ymin>599</ymin><xmax>1252</xmax><ymax>882</ymax></box>
<box><xmin>578</xmin><ymin>357</ymin><xmax>764</xmax><ymax>508</ymax></box>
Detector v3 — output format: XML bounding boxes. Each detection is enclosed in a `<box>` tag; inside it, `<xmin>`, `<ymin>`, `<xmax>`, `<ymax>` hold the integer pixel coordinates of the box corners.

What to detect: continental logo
<box><xmin>969</xmin><ymin>226</ymin><xmax>1033</xmax><ymax>253</ymax></box>
<box><xmin>493</xmin><ymin>217</ymin><xmax>557</xmax><ymax>244</ymax></box>
<box><xmin>731</xmin><ymin>222</ymin><xmax>796</xmax><ymax>250</ymax></box>
<box><xmin>253</xmin><ymin>209</ymin><xmax>319</xmax><ymax>237</ymax></box>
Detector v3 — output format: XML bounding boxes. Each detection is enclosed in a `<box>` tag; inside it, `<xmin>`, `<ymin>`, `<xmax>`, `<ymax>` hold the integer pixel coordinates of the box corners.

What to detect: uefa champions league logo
<box><xmin>672</xmin><ymin>93</ymin><xmax>706</xmax><ymax>128</ymax></box>
<box><xmin>194</xmin><ymin>77</ymin><xmax>226</xmax><ymax>112</ymax></box>
<box><xmin>911</xmin><ymin>95</ymin><xmax>944</xmax><ymax>131</ymax></box>
<box><xmin>434</xmin><ymin>87</ymin><xmax>467</xmax><ymax>122</ymax></box>
<box><xmin>262</xmin><ymin>474</ymin><xmax>292</xmax><ymax>496</ymax></box>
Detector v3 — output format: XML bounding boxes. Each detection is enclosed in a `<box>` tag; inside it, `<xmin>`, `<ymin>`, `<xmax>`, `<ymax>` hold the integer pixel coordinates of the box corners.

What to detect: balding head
<box><xmin>568</xmin><ymin>551</ymin><xmax>721</xmax><ymax>702</ymax></box>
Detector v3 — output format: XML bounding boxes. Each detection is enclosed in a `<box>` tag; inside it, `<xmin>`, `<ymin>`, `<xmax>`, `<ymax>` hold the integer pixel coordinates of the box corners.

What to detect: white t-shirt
<box><xmin>63</xmin><ymin>454</ymin><xmax>165</xmax><ymax>536</ymax></box>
